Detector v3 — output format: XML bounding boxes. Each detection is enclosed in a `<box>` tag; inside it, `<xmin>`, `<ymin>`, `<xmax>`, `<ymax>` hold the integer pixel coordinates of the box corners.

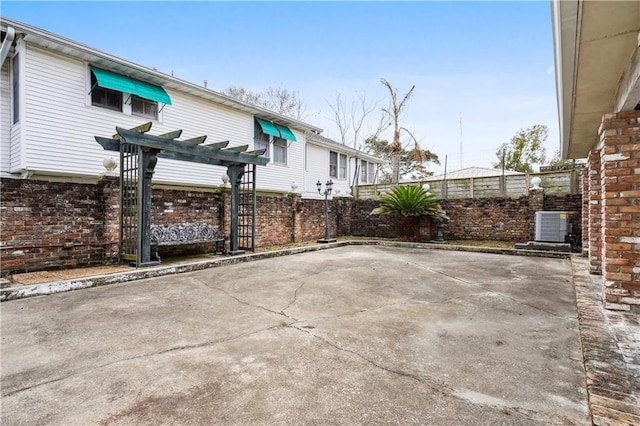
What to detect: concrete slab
<box><xmin>1</xmin><ymin>246</ymin><xmax>590</xmax><ymax>425</ymax></box>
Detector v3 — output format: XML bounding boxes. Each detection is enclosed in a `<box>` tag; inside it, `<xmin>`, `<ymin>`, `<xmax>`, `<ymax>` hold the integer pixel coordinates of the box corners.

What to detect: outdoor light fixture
<box><xmin>317</xmin><ymin>179</ymin><xmax>336</xmax><ymax>243</ymax></box>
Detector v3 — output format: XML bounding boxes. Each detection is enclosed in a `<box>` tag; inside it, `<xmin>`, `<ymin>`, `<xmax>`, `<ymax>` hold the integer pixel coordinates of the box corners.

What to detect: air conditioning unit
<box><xmin>535</xmin><ymin>211</ymin><xmax>569</xmax><ymax>243</ymax></box>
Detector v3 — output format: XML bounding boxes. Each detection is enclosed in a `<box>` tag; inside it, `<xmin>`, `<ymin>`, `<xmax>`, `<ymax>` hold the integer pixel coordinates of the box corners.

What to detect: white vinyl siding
<box><xmin>16</xmin><ymin>44</ymin><xmax>305</xmax><ymax>191</ymax></box>
<box><xmin>305</xmin><ymin>144</ymin><xmax>328</xmax><ymax>196</ymax></box>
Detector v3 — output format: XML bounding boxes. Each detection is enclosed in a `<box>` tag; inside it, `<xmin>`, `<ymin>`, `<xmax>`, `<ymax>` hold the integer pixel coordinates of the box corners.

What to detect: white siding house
<box><xmin>303</xmin><ymin>133</ymin><xmax>383</xmax><ymax>199</ymax></box>
<box><xmin>0</xmin><ymin>18</ymin><xmax>338</xmax><ymax>193</ymax></box>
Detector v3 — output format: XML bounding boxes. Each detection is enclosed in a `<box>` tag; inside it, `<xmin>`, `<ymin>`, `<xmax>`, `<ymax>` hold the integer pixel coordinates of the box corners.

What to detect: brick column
<box><xmin>598</xmin><ymin>111</ymin><xmax>640</xmax><ymax>312</ymax></box>
<box><xmin>528</xmin><ymin>188</ymin><xmax>544</xmax><ymax>241</ymax></box>
<box><xmin>581</xmin><ymin>167</ymin><xmax>589</xmax><ymax>254</ymax></box>
<box><xmin>98</xmin><ymin>175</ymin><xmax>120</xmax><ymax>263</ymax></box>
<box><xmin>587</xmin><ymin>149</ymin><xmax>602</xmax><ymax>274</ymax></box>
<box><xmin>291</xmin><ymin>193</ymin><xmax>303</xmax><ymax>243</ymax></box>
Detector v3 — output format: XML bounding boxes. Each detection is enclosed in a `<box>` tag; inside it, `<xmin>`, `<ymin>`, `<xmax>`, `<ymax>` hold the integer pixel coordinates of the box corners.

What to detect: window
<box><xmin>339</xmin><ymin>154</ymin><xmax>347</xmax><ymax>179</ymax></box>
<box><xmin>12</xmin><ymin>54</ymin><xmax>19</xmax><ymax>124</ymax></box>
<box><xmin>91</xmin><ymin>72</ymin><xmax>123</xmax><ymax>112</ymax></box>
<box><xmin>254</xmin><ymin>120</ymin><xmax>270</xmax><ymax>158</ymax></box>
<box><xmin>273</xmin><ymin>138</ymin><xmax>287</xmax><ymax>165</ymax></box>
<box><xmin>88</xmin><ymin>66</ymin><xmax>171</xmax><ymax>119</ymax></box>
<box><xmin>361</xmin><ymin>160</ymin><xmax>368</xmax><ymax>183</ymax></box>
<box><xmin>329</xmin><ymin>151</ymin><xmax>338</xmax><ymax>178</ymax></box>
<box><xmin>131</xmin><ymin>96</ymin><xmax>158</xmax><ymax>119</ymax></box>
<box><xmin>254</xmin><ymin>118</ymin><xmax>295</xmax><ymax>165</ymax></box>
<box><xmin>360</xmin><ymin>160</ymin><xmax>377</xmax><ymax>184</ymax></box>
<box><xmin>330</xmin><ymin>151</ymin><xmax>348</xmax><ymax>180</ymax></box>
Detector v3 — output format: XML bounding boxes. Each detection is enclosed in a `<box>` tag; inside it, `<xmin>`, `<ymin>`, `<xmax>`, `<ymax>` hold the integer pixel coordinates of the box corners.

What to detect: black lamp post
<box><xmin>317</xmin><ymin>179</ymin><xmax>336</xmax><ymax>243</ymax></box>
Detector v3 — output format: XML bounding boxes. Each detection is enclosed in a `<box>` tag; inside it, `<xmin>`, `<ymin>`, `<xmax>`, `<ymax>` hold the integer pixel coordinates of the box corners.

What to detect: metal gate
<box><xmin>119</xmin><ymin>143</ymin><xmax>139</xmax><ymax>262</ymax></box>
<box><xmin>237</xmin><ymin>164</ymin><xmax>256</xmax><ymax>251</ymax></box>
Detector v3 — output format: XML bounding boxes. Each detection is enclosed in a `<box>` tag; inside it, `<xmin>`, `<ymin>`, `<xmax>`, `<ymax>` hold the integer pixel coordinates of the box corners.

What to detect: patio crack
<box><xmin>292</xmin><ymin>326</ymin><xmax>577</xmax><ymax>425</ymax></box>
<box><xmin>194</xmin><ymin>278</ymin><xmax>299</xmax><ymax>322</ymax></box>
<box><xmin>3</xmin><ymin>323</ymin><xmax>286</xmax><ymax>399</ymax></box>
<box><xmin>291</xmin><ymin>324</ymin><xmax>453</xmax><ymax>396</ymax></box>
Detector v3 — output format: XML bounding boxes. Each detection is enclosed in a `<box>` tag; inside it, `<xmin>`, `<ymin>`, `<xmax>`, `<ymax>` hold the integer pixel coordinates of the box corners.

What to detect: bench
<box><xmin>150</xmin><ymin>223</ymin><xmax>226</xmax><ymax>261</ymax></box>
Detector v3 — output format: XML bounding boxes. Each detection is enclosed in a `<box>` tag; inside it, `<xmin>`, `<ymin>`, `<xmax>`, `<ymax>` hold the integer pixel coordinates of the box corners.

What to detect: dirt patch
<box><xmin>9</xmin><ymin>265</ymin><xmax>134</xmax><ymax>286</ymax></box>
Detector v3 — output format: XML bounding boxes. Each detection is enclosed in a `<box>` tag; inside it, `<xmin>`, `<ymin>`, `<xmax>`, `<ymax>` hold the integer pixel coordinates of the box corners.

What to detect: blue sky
<box><xmin>2</xmin><ymin>1</ymin><xmax>559</xmax><ymax>173</ymax></box>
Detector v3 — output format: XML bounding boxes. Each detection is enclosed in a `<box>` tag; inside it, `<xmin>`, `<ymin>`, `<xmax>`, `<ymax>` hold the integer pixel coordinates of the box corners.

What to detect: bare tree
<box><xmin>221</xmin><ymin>86</ymin><xmax>263</xmax><ymax>106</ymax></box>
<box><xmin>221</xmin><ymin>86</ymin><xmax>307</xmax><ymax>121</ymax></box>
<box><xmin>326</xmin><ymin>91</ymin><xmax>383</xmax><ymax>149</ymax></box>
<box><xmin>380</xmin><ymin>78</ymin><xmax>416</xmax><ymax>183</ymax></box>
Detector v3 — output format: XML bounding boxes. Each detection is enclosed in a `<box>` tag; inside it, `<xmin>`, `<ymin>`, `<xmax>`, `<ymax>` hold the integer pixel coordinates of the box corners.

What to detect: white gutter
<box><xmin>0</xmin><ymin>25</ymin><xmax>15</xmax><ymax>66</ymax></box>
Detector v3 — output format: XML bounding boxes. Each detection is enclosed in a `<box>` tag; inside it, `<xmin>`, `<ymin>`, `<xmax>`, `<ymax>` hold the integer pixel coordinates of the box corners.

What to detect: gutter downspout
<box><xmin>0</xmin><ymin>26</ymin><xmax>16</xmax><ymax>67</ymax></box>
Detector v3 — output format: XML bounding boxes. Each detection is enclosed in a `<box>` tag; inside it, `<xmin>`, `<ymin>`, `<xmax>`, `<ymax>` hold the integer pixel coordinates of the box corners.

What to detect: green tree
<box><xmin>371</xmin><ymin>185</ymin><xmax>447</xmax><ymax>241</ymax></box>
<box><xmin>380</xmin><ymin>79</ymin><xmax>416</xmax><ymax>183</ymax></box>
<box><xmin>494</xmin><ymin>124</ymin><xmax>548</xmax><ymax>173</ymax></box>
<box><xmin>364</xmin><ymin>136</ymin><xmax>439</xmax><ymax>183</ymax></box>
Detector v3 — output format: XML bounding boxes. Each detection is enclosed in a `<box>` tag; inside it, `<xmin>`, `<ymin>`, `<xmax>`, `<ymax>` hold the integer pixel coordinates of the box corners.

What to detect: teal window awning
<box><xmin>90</xmin><ymin>66</ymin><xmax>172</xmax><ymax>105</ymax></box>
<box><xmin>133</xmin><ymin>79</ymin><xmax>172</xmax><ymax>105</ymax></box>
<box><xmin>275</xmin><ymin>124</ymin><xmax>296</xmax><ymax>142</ymax></box>
<box><xmin>91</xmin><ymin>66</ymin><xmax>138</xmax><ymax>94</ymax></box>
<box><xmin>256</xmin><ymin>118</ymin><xmax>281</xmax><ymax>138</ymax></box>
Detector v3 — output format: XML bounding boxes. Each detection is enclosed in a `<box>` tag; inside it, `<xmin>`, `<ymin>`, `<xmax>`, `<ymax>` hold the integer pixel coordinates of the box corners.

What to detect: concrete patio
<box><xmin>1</xmin><ymin>245</ymin><xmax>594</xmax><ymax>425</ymax></box>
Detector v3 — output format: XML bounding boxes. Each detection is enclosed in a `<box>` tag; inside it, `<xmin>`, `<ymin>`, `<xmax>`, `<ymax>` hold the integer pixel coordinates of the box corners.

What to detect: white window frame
<box><xmin>360</xmin><ymin>160</ymin><xmax>369</xmax><ymax>183</ymax></box>
<box><xmin>329</xmin><ymin>151</ymin><xmax>338</xmax><ymax>178</ymax></box>
<box><xmin>329</xmin><ymin>151</ymin><xmax>348</xmax><ymax>180</ymax></box>
<box><xmin>339</xmin><ymin>153</ymin><xmax>347</xmax><ymax>180</ymax></box>
<box><xmin>272</xmin><ymin>137</ymin><xmax>288</xmax><ymax>165</ymax></box>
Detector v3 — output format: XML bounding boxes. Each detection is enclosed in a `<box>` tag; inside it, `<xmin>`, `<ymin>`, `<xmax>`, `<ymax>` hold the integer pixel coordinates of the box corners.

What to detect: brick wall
<box><xmin>1</xmin><ymin>178</ymin><xmax>112</xmax><ymax>274</ymax></box>
<box><xmin>1</xmin><ymin>177</ymin><xmax>582</xmax><ymax>277</ymax></box>
<box><xmin>587</xmin><ymin>150</ymin><xmax>603</xmax><ymax>274</ymax></box>
<box><xmin>595</xmin><ymin>111</ymin><xmax>640</xmax><ymax>312</ymax></box>
<box><xmin>441</xmin><ymin>196</ymin><xmax>536</xmax><ymax>242</ymax></box>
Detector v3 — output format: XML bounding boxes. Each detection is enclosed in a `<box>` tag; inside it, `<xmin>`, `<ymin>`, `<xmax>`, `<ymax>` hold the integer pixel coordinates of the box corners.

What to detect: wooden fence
<box><xmin>354</xmin><ymin>170</ymin><xmax>582</xmax><ymax>200</ymax></box>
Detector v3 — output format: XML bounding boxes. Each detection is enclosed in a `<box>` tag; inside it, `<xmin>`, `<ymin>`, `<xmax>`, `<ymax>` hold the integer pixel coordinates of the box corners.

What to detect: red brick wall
<box><xmin>441</xmin><ymin>195</ymin><xmax>538</xmax><ymax>242</ymax></box>
<box><xmin>596</xmin><ymin>111</ymin><xmax>640</xmax><ymax>312</ymax></box>
<box><xmin>587</xmin><ymin>149</ymin><xmax>603</xmax><ymax>274</ymax></box>
<box><xmin>1</xmin><ymin>178</ymin><xmax>112</xmax><ymax>274</ymax></box>
<box><xmin>1</xmin><ymin>178</ymin><xmax>582</xmax><ymax>277</ymax></box>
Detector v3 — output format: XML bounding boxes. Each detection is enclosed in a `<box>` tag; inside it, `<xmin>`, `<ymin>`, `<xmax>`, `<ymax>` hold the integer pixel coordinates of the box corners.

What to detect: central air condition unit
<box><xmin>535</xmin><ymin>211</ymin><xmax>569</xmax><ymax>243</ymax></box>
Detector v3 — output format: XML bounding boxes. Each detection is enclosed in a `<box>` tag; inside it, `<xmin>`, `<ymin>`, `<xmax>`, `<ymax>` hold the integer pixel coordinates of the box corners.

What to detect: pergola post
<box><xmin>227</xmin><ymin>164</ymin><xmax>245</xmax><ymax>255</ymax></box>
<box><xmin>137</xmin><ymin>147</ymin><xmax>160</xmax><ymax>266</ymax></box>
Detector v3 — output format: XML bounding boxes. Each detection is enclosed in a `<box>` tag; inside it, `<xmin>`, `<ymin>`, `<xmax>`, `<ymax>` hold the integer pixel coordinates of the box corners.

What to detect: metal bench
<box><xmin>150</xmin><ymin>223</ymin><xmax>226</xmax><ymax>261</ymax></box>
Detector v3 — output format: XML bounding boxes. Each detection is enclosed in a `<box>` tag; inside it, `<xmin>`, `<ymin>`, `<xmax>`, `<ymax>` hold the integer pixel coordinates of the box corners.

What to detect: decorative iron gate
<box><xmin>238</xmin><ymin>164</ymin><xmax>256</xmax><ymax>251</ymax></box>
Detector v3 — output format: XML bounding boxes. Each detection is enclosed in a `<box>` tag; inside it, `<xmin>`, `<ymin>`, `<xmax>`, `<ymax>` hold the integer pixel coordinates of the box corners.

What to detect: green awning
<box><xmin>90</xmin><ymin>66</ymin><xmax>172</xmax><ymax>105</ymax></box>
<box><xmin>256</xmin><ymin>118</ymin><xmax>281</xmax><ymax>138</ymax></box>
<box><xmin>133</xmin><ymin>79</ymin><xmax>172</xmax><ymax>105</ymax></box>
<box><xmin>275</xmin><ymin>124</ymin><xmax>297</xmax><ymax>142</ymax></box>
<box><xmin>91</xmin><ymin>66</ymin><xmax>138</xmax><ymax>94</ymax></box>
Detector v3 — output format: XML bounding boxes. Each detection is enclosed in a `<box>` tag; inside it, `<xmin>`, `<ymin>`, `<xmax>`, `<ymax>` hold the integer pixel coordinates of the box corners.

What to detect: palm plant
<box><xmin>371</xmin><ymin>185</ymin><xmax>447</xmax><ymax>241</ymax></box>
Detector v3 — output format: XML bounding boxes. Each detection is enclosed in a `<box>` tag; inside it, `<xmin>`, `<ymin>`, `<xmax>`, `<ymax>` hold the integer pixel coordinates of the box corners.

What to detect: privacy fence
<box><xmin>354</xmin><ymin>170</ymin><xmax>582</xmax><ymax>200</ymax></box>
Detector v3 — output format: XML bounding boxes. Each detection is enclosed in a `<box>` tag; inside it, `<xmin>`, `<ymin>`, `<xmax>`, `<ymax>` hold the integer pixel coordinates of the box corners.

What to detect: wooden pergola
<box><xmin>95</xmin><ymin>123</ymin><xmax>268</xmax><ymax>266</ymax></box>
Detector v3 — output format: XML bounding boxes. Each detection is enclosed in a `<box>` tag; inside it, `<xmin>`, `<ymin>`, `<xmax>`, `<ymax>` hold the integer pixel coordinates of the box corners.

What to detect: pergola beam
<box><xmin>115</xmin><ymin>127</ymin><xmax>269</xmax><ymax>166</ymax></box>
